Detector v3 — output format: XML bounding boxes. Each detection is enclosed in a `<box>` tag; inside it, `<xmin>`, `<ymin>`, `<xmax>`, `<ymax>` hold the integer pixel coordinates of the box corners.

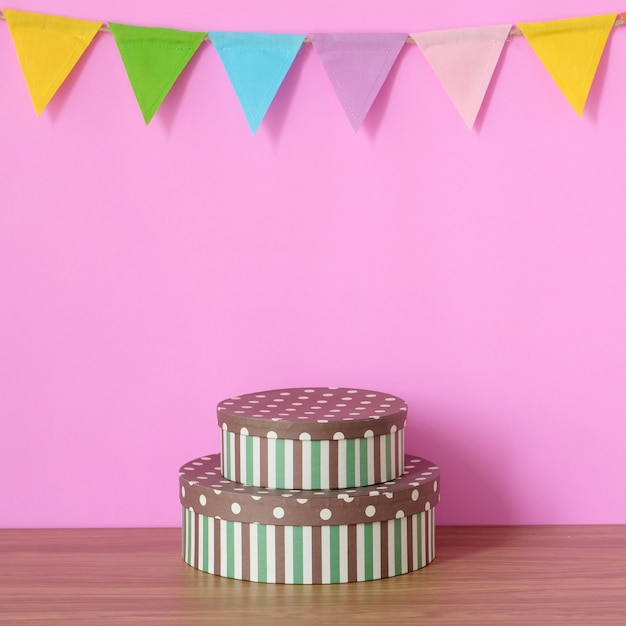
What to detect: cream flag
<box><xmin>412</xmin><ymin>24</ymin><xmax>511</xmax><ymax>129</ymax></box>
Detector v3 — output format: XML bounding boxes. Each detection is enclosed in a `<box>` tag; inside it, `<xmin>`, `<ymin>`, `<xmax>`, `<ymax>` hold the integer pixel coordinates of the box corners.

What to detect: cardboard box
<box><xmin>217</xmin><ymin>387</ymin><xmax>407</xmax><ymax>489</ymax></box>
<box><xmin>179</xmin><ymin>452</ymin><xmax>439</xmax><ymax>583</ymax></box>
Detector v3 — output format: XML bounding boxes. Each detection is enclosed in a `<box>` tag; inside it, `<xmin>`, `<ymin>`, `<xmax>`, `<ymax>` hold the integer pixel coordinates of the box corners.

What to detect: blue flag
<box><xmin>209</xmin><ymin>32</ymin><xmax>306</xmax><ymax>133</ymax></box>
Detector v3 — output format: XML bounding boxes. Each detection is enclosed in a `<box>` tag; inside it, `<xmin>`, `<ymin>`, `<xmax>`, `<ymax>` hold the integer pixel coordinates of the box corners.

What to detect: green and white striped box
<box><xmin>179</xmin><ymin>452</ymin><xmax>439</xmax><ymax>584</ymax></box>
<box><xmin>217</xmin><ymin>387</ymin><xmax>407</xmax><ymax>489</ymax></box>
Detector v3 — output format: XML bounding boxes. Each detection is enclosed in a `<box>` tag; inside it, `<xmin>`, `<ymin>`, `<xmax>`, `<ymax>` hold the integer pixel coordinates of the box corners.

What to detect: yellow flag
<box><xmin>4</xmin><ymin>9</ymin><xmax>102</xmax><ymax>115</ymax></box>
<box><xmin>517</xmin><ymin>13</ymin><xmax>616</xmax><ymax>115</ymax></box>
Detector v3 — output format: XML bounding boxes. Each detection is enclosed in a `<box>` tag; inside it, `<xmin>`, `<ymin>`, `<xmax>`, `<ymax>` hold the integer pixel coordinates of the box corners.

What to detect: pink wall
<box><xmin>2</xmin><ymin>1</ymin><xmax>625</xmax><ymax>527</ymax></box>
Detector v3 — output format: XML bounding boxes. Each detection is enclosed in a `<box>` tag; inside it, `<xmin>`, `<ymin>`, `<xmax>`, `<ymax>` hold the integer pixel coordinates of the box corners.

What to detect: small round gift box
<box><xmin>217</xmin><ymin>387</ymin><xmax>407</xmax><ymax>490</ymax></box>
<box><xmin>179</xmin><ymin>453</ymin><xmax>440</xmax><ymax>584</ymax></box>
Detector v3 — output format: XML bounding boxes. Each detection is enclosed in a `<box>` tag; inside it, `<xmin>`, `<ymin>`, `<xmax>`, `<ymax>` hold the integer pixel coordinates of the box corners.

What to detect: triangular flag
<box><xmin>3</xmin><ymin>9</ymin><xmax>102</xmax><ymax>115</ymax></box>
<box><xmin>208</xmin><ymin>32</ymin><xmax>306</xmax><ymax>134</ymax></box>
<box><xmin>309</xmin><ymin>33</ymin><xmax>407</xmax><ymax>131</ymax></box>
<box><xmin>412</xmin><ymin>25</ymin><xmax>511</xmax><ymax>129</ymax></box>
<box><xmin>517</xmin><ymin>14</ymin><xmax>616</xmax><ymax>115</ymax></box>
<box><xmin>109</xmin><ymin>23</ymin><xmax>206</xmax><ymax>124</ymax></box>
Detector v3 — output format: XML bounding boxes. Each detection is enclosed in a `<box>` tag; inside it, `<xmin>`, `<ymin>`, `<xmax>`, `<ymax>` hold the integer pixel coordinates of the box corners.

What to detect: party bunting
<box><xmin>109</xmin><ymin>23</ymin><xmax>206</xmax><ymax>124</ymax></box>
<box><xmin>412</xmin><ymin>25</ymin><xmax>511</xmax><ymax>129</ymax></box>
<box><xmin>0</xmin><ymin>8</ymin><xmax>625</xmax><ymax>130</ymax></box>
<box><xmin>309</xmin><ymin>33</ymin><xmax>407</xmax><ymax>131</ymax></box>
<box><xmin>208</xmin><ymin>32</ymin><xmax>306</xmax><ymax>133</ymax></box>
<box><xmin>517</xmin><ymin>13</ymin><xmax>616</xmax><ymax>115</ymax></box>
<box><xmin>3</xmin><ymin>9</ymin><xmax>102</xmax><ymax>115</ymax></box>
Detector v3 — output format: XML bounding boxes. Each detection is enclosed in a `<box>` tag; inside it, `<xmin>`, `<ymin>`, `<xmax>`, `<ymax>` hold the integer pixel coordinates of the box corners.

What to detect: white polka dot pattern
<box><xmin>180</xmin><ymin>453</ymin><xmax>439</xmax><ymax>527</ymax></box>
<box><xmin>217</xmin><ymin>387</ymin><xmax>407</xmax><ymax>440</ymax></box>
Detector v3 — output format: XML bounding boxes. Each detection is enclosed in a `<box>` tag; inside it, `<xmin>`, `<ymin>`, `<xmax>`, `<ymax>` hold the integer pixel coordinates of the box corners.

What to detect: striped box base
<box><xmin>182</xmin><ymin>506</ymin><xmax>435</xmax><ymax>584</ymax></box>
<box><xmin>221</xmin><ymin>428</ymin><xmax>405</xmax><ymax>490</ymax></box>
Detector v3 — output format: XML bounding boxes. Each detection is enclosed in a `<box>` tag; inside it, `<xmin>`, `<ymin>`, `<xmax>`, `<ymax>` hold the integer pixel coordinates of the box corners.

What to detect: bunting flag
<box><xmin>517</xmin><ymin>13</ymin><xmax>616</xmax><ymax>115</ymax></box>
<box><xmin>0</xmin><ymin>8</ymin><xmax>625</xmax><ymax>128</ymax></box>
<box><xmin>208</xmin><ymin>32</ymin><xmax>306</xmax><ymax>134</ymax></box>
<box><xmin>3</xmin><ymin>9</ymin><xmax>102</xmax><ymax>115</ymax></box>
<box><xmin>412</xmin><ymin>25</ymin><xmax>511</xmax><ymax>129</ymax></box>
<box><xmin>309</xmin><ymin>33</ymin><xmax>407</xmax><ymax>131</ymax></box>
<box><xmin>109</xmin><ymin>23</ymin><xmax>206</xmax><ymax>124</ymax></box>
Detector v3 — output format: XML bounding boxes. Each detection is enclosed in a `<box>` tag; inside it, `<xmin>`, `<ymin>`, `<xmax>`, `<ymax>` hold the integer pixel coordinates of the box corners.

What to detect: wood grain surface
<box><xmin>1</xmin><ymin>525</ymin><xmax>625</xmax><ymax>625</ymax></box>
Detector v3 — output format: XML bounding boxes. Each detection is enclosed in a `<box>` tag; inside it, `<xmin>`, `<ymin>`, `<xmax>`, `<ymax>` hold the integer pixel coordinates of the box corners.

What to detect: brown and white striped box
<box><xmin>179</xmin><ymin>452</ymin><xmax>440</xmax><ymax>584</ymax></box>
<box><xmin>217</xmin><ymin>387</ymin><xmax>407</xmax><ymax>490</ymax></box>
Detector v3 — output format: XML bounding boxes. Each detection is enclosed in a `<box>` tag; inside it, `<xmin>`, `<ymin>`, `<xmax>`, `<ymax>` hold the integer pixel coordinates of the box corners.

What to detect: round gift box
<box><xmin>179</xmin><ymin>452</ymin><xmax>440</xmax><ymax>584</ymax></box>
<box><xmin>217</xmin><ymin>387</ymin><xmax>407</xmax><ymax>490</ymax></box>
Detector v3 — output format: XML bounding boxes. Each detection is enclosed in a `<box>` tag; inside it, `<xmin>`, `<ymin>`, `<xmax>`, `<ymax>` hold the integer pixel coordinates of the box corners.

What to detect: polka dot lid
<box><xmin>217</xmin><ymin>387</ymin><xmax>408</xmax><ymax>440</ymax></box>
<box><xmin>179</xmin><ymin>453</ymin><xmax>439</xmax><ymax>527</ymax></box>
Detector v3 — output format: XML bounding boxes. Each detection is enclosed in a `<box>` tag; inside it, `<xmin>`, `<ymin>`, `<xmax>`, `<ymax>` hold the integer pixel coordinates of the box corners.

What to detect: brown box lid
<box><xmin>217</xmin><ymin>387</ymin><xmax>408</xmax><ymax>440</ymax></box>
<box><xmin>179</xmin><ymin>453</ymin><xmax>439</xmax><ymax>526</ymax></box>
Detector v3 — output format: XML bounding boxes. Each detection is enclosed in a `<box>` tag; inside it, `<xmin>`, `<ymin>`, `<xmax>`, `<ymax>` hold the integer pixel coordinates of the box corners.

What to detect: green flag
<box><xmin>109</xmin><ymin>23</ymin><xmax>206</xmax><ymax>123</ymax></box>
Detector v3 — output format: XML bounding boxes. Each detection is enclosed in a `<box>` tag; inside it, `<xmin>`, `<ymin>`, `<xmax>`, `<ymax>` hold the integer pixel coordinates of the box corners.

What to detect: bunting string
<box><xmin>0</xmin><ymin>9</ymin><xmax>625</xmax><ymax>130</ymax></box>
<box><xmin>3</xmin><ymin>13</ymin><xmax>626</xmax><ymax>39</ymax></box>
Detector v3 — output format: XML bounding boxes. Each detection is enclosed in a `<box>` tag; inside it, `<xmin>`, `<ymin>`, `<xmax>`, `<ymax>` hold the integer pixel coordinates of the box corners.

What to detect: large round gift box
<box><xmin>179</xmin><ymin>453</ymin><xmax>440</xmax><ymax>584</ymax></box>
<box><xmin>217</xmin><ymin>387</ymin><xmax>407</xmax><ymax>490</ymax></box>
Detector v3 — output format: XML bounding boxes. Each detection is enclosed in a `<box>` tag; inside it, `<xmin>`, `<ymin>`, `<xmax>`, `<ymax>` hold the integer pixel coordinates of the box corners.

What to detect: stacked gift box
<box><xmin>179</xmin><ymin>387</ymin><xmax>440</xmax><ymax>584</ymax></box>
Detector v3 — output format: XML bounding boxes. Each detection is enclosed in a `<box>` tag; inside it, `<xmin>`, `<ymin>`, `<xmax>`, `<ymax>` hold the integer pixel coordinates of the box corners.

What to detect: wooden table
<box><xmin>1</xmin><ymin>526</ymin><xmax>625</xmax><ymax>624</ymax></box>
